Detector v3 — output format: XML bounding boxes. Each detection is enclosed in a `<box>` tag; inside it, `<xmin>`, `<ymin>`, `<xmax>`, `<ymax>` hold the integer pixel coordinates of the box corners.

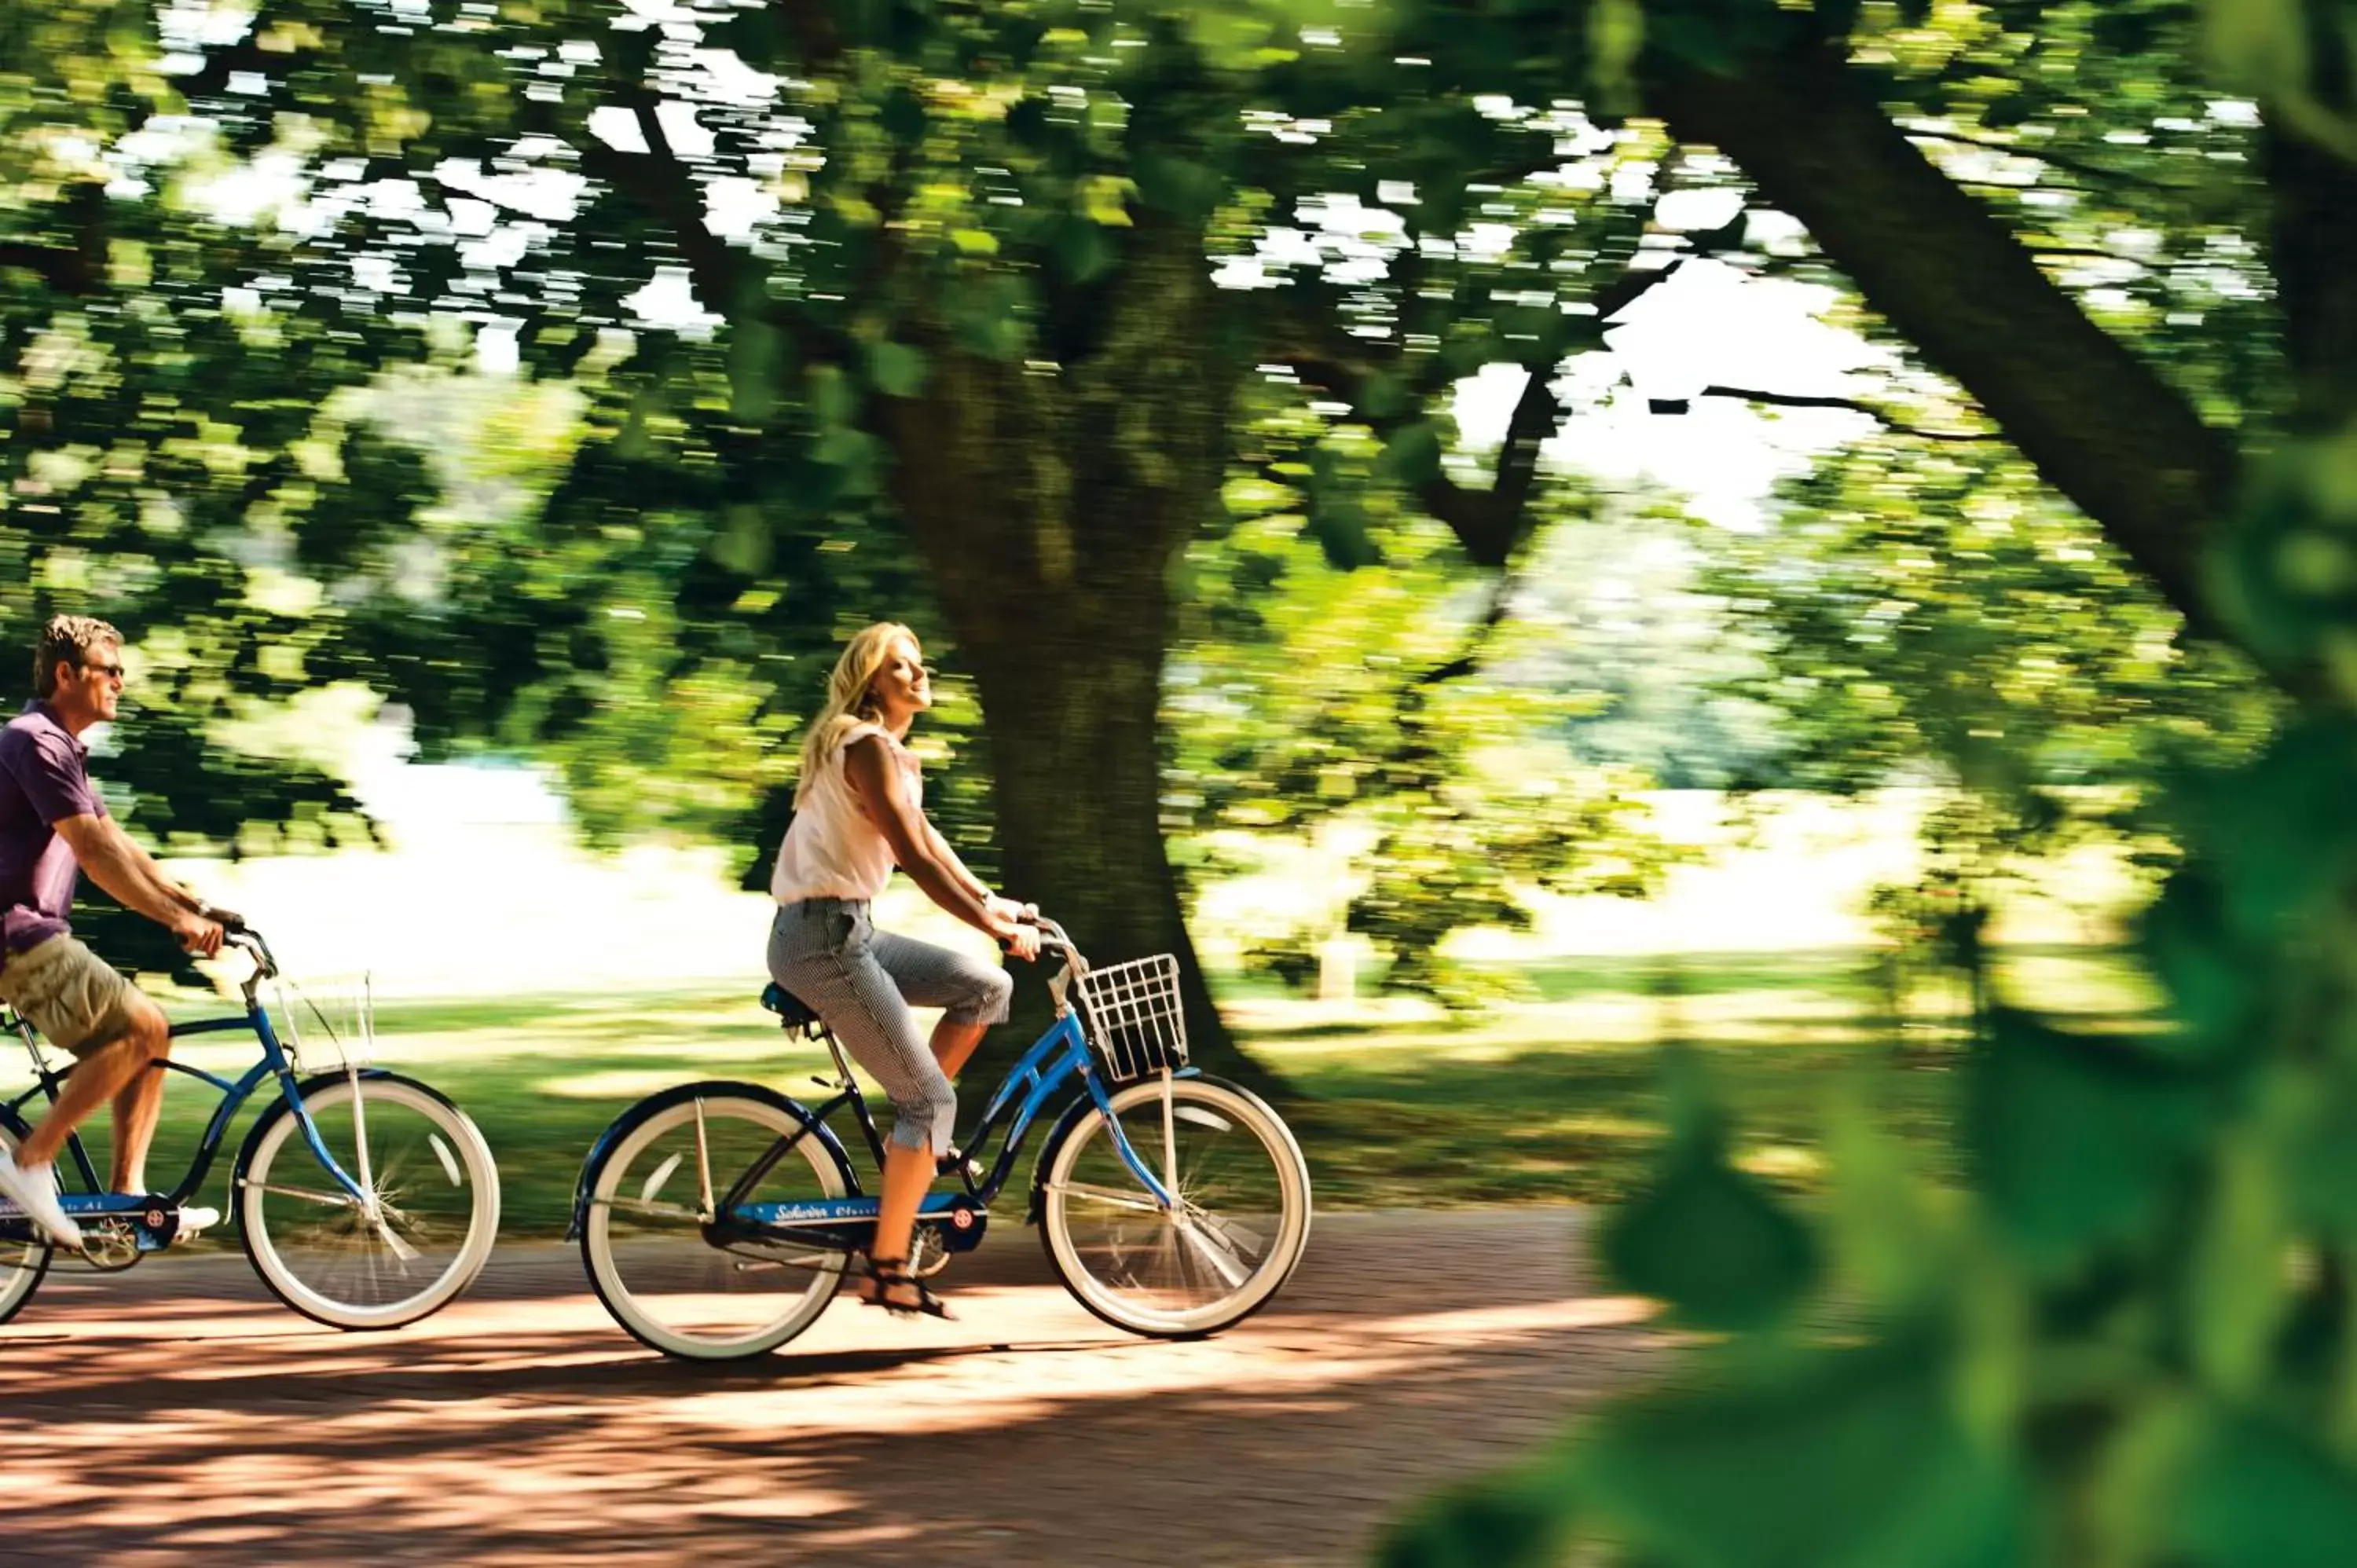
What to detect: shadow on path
<box><xmin>2</xmin><ymin>1210</ymin><xmax>1664</xmax><ymax>1566</ymax></box>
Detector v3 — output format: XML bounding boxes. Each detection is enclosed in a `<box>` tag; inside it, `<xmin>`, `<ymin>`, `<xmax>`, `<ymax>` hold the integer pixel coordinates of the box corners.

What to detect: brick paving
<box><xmin>0</xmin><ymin>1209</ymin><xmax>1665</xmax><ymax>1566</ymax></box>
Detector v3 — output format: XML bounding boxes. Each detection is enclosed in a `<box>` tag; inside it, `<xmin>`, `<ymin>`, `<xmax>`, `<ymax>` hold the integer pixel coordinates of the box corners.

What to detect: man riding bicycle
<box><xmin>0</xmin><ymin>616</ymin><xmax>229</xmax><ymax>1249</ymax></box>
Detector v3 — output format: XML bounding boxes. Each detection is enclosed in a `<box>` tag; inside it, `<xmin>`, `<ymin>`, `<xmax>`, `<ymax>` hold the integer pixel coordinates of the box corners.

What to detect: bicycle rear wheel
<box><xmin>238</xmin><ymin>1073</ymin><xmax>500</xmax><ymax>1330</ymax></box>
<box><xmin>1039</xmin><ymin>1075</ymin><xmax>1311</xmax><ymax>1338</ymax></box>
<box><xmin>581</xmin><ymin>1090</ymin><xmax>852</xmax><ymax>1361</ymax></box>
<box><xmin>0</xmin><ymin>1121</ymin><xmax>53</xmax><ymax>1325</ymax></box>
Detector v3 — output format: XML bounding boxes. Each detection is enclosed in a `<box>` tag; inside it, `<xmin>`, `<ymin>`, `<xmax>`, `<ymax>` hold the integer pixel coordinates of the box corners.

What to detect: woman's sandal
<box><xmin>859</xmin><ymin>1255</ymin><xmax>951</xmax><ymax>1320</ymax></box>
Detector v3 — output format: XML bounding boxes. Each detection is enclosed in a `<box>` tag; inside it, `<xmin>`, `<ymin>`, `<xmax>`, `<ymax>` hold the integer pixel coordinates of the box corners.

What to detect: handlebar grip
<box><xmin>205</xmin><ymin>906</ymin><xmax>248</xmax><ymax>935</ymax></box>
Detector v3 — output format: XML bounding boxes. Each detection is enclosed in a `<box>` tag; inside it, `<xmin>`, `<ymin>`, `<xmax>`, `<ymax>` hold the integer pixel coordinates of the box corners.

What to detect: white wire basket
<box><xmin>271</xmin><ymin>973</ymin><xmax>376</xmax><ymax>1073</ymax></box>
<box><xmin>1072</xmin><ymin>953</ymin><xmax>1189</xmax><ymax>1083</ymax></box>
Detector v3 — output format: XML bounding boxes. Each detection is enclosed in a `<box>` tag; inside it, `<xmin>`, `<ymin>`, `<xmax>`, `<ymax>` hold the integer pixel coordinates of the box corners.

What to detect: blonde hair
<box><xmin>33</xmin><ymin>614</ymin><xmax>121</xmax><ymax>699</ymax></box>
<box><xmin>794</xmin><ymin>621</ymin><xmax>918</xmax><ymax>806</ymax></box>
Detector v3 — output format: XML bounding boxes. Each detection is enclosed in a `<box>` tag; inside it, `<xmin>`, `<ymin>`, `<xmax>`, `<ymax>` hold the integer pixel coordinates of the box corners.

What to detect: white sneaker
<box><xmin>0</xmin><ymin>1148</ymin><xmax>82</xmax><ymax>1251</ymax></box>
<box><xmin>174</xmin><ymin>1204</ymin><xmax>221</xmax><ymax>1240</ymax></box>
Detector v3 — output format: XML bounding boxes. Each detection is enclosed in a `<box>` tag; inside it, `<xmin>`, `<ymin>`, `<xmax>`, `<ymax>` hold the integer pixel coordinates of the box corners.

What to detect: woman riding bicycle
<box><xmin>764</xmin><ymin>621</ymin><xmax>1039</xmax><ymax>1316</ymax></box>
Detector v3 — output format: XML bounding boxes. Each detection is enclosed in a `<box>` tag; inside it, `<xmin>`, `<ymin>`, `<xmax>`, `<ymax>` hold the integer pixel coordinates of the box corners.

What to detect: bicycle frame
<box><xmin>0</xmin><ymin>980</ymin><xmax>373</xmax><ymax>1225</ymax></box>
<box><xmin>709</xmin><ymin>1003</ymin><xmax>1185</xmax><ymax>1244</ymax></box>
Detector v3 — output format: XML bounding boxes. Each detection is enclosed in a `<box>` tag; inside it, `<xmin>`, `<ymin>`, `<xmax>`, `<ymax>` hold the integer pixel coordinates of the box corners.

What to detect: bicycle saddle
<box><xmin>759</xmin><ymin>982</ymin><xmax>822</xmax><ymax>1030</ymax></box>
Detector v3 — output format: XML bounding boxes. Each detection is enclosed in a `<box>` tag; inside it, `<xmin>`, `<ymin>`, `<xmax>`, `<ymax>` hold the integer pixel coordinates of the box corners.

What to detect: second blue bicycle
<box><xmin>571</xmin><ymin>919</ymin><xmax>1312</xmax><ymax>1359</ymax></box>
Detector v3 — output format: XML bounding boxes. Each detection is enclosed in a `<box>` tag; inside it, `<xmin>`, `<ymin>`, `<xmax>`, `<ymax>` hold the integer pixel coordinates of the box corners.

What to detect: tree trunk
<box><xmin>882</xmin><ymin>223</ymin><xmax>1286</xmax><ymax>1098</ymax></box>
<box><xmin>2266</xmin><ymin>124</ymin><xmax>2357</xmax><ymax>430</ymax></box>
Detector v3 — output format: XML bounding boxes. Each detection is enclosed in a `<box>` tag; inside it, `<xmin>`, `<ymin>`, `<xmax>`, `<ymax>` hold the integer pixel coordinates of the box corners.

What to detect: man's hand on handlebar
<box><xmin>172</xmin><ymin>907</ymin><xmax>226</xmax><ymax>958</ymax></box>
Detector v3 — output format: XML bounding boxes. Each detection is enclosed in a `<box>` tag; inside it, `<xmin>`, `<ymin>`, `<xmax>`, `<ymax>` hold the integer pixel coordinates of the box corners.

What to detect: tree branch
<box><xmin>769</xmin><ymin>0</ymin><xmax>845</xmax><ymax>68</ymax></box>
<box><xmin>570</xmin><ymin>86</ymin><xmax>750</xmax><ymax>321</ymax></box>
<box><xmin>1416</xmin><ymin>565</ymin><xmax>1521</xmax><ymax>687</ymax></box>
<box><xmin>1650</xmin><ymin>36</ymin><xmax>2236</xmax><ymax>644</ymax></box>
<box><xmin>1695</xmin><ymin>385</ymin><xmax>1999</xmax><ymax>443</ymax></box>
<box><xmin>0</xmin><ymin>241</ymin><xmax>99</xmax><ymax>295</ymax></box>
<box><xmin>1285</xmin><ymin>340</ymin><xmax>1541</xmax><ymax>570</ymax></box>
<box><xmin>2028</xmin><ymin>245</ymin><xmax>2157</xmax><ymax>269</ymax></box>
<box><xmin>1899</xmin><ymin>126</ymin><xmax>2202</xmax><ymax>196</ymax></box>
<box><xmin>0</xmin><ymin>182</ymin><xmax>108</xmax><ymax>295</ymax></box>
<box><xmin>1487</xmin><ymin>359</ymin><xmax>1563</xmax><ymax>550</ymax></box>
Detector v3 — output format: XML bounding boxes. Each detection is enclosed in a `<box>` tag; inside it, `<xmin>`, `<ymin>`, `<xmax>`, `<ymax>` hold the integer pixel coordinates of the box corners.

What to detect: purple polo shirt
<box><xmin>0</xmin><ymin>702</ymin><xmax>106</xmax><ymax>962</ymax></box>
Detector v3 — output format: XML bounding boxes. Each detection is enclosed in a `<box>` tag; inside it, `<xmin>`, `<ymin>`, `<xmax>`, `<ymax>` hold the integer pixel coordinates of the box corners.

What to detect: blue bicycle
<box><xmin>0</xmin><ymin>924</ymin><xmax>501</xmax><ymax>1331</ymax></box>
<box><xmin>572</xmin><ymin>919</ymin><xmax>1311</xmax><ymax>1360</ymax></box>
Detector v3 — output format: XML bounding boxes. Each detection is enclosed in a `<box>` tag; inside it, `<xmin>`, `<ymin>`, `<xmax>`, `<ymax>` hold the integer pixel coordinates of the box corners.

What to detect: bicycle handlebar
<box><xmin>1028</xmin><ymin>916</ymin><xmax>1087</xmax><ymax>975</ymax></box>
<box><xmin>222</xmin><ymin>925</ymin><xmax>279</xmax><ymax>984</ymax></box>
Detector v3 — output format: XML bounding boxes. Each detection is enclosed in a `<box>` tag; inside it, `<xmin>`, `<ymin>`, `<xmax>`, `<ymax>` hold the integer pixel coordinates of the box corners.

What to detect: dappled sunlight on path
<box><xmin>2</xmin><ymin>1211</ymin><xmax>1661</xmax><ymax>1566</ymax></box>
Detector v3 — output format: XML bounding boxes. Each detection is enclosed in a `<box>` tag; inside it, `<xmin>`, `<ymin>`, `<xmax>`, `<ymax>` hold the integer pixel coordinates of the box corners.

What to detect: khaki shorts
<box><xmin>0</xmin><ymin>935</ymin><xmax>143</xmax><ymax>1055</ymax></box>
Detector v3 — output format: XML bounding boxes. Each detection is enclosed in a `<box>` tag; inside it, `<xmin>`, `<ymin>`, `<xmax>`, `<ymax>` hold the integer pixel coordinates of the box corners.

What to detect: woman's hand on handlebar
<box><xmin>984</xmin><ymin>899</ymin><xmax>1043</xmax><ymax>962</ymax></box>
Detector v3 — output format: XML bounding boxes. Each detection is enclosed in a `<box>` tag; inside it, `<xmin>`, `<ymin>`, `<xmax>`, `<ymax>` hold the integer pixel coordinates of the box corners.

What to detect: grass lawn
<box><xmin>0</xmin><ymin>944</ymin><xmax>2166</xmax><ymax>1240</ymax></box>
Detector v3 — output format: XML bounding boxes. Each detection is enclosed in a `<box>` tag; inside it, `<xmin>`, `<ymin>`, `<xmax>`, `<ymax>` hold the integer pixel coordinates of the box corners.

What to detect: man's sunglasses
<box><xmin>80</xmin><ymin>658</ymin><xmax>125</xmax><ymax>681</ymax></box>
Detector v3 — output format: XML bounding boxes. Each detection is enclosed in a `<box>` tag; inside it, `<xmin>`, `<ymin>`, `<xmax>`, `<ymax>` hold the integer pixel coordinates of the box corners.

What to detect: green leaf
<box><xmin>1582</xmin><ymin>1339</ymin><xmax>2030</xmax><ymax>1568</ymax></box>
<box><xmin>865</xmin><ymin>340</ymin><xmax>927</xmax><ymax>399</ymax></box>
<box><xmin>709</xmin><ymin>503</ymin><xmax>771</xmax><ymax>576</ymax></box>
<box><xmin>1358</xmin><ymin>370</ymin><xmax>1411</xmax><ymax>422</ymax></box>
<box><xmin>1306</xmin><ymin>493</ymin><xmax>1381</xmax><ymax>570</ymax></box>
<box><xmin>2187</xmin><ymin>1130</ymin><xmax>2292</xmax><ymax>1397</ymax></box>
<box><xmin>727</xmin><ymin>317</ymin><xmax>783</xmax><ymax>423</ymax></box>
<box><xmin>2187</xmin><ymin>721</ymin><xmax>2357</xmax><ymax>945</ymax></box>
<box><xmin>1378</xmin><ymin>1468</ymin><xmax>1573</xmax><ymax>1568</ymax></box>
<box><xmin>1380</xmin><ymin>419</ymin><xmax>1445</xmax><ymax>488</ymax></box>
<box><xmin>880</xmin><ymin>84</ymin><xmax>925</xmax><ymax>145</ymax></box>
<box><xmin>1600</xmin><ymin>1057</ymin><xmax>1818</xmax><ymax>1332</ymax></box>
<box><xmin>808</xmin><ymin>363</ymin><xmax>856</xmax><ymax>427</ymax></box>
<box><xmin>1586</xmin><ymin>0</ymin><xmax>1644</xmax><ymax>115</ymax></box>
<box><xmin>2202</xmin><ymin>0</ymin><xmax>2308</xmax><ymax>96</ymax></box>
<box><xmin>948</xmin><ymin>273</ymin><xmax>1034</xmax><ymax>361</ymax></box>
<box><xmin>1965</xmin><ymin>1012</ymin><xmax>2213</xmax><ymax>1266</ymax></box>
<box><xmin>1080</xmin><ymin>173</ymin><xmax>1135</xmax><ymax>227</ymax></box>
<box><xmin>2170</xmin><ymin>1414</ymin><xmax>2357</xmax><ymax>1568</ymax></box>
<box><xmin>1132</xmin><ymin>152</ymin><xmax>1226</xmax><ymax>223</ymax></box>
<box><xmin>1054</xmin><ymin>218</ymin><xmax>1116</xmax><ymax>284</ymax></box>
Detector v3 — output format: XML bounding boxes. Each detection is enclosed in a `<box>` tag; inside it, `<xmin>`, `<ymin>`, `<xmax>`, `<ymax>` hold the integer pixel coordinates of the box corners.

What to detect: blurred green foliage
<box><xmin>1170</xmin><ymin>393</ymin><xmax>1687</xmax><ymax>1006</ymax></box>
<box><xmin>1384</xmin><ymin>2</ymin><xmax>2357</xmax><ymax>1565</ymax></box>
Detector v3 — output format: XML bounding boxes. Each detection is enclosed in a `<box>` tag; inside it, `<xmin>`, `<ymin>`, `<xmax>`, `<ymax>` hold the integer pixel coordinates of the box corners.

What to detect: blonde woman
<box><xmin>765</xmin><ymin>622</ymin><xmax>1040</xmax><ymax>1316</ymax></box>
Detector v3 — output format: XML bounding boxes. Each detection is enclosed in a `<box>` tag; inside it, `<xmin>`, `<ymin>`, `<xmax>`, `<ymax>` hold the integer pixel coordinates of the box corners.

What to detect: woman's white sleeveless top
<box><xmin>771</xmin><ymin>723</ymin><xmax>922</xmax><ymax>903</ymax></box>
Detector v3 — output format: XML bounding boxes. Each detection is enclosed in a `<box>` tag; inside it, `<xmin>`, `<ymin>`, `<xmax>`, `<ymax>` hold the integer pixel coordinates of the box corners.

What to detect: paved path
<box><xmin>0</xmin><ymin>1210</ymin><xmax>1662</xmax><ymax>1566</ymax></box>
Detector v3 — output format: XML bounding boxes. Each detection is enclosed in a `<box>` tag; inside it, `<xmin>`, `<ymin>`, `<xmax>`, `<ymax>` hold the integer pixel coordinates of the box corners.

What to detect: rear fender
<box><xmin>566</xmin><ymin>1079</ymin><xmax>859</xmax><ymax>1241</ymax></box>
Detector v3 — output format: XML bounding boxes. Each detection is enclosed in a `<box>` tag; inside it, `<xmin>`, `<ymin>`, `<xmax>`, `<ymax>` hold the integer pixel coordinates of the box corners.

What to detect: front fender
<box><xmin>566</xmin><ymin>1079</ymin><xmax>860</xmax><ymax>1241</ymax></box>
<box><xmin>1024</xmin><ymin>1067</ymin><xmax>1208</xmax><ymax>1225</ymax></box>
<box><xmin>229</xmin><ymin>1067</ymin><xmax>398</xmax><ymax>1192</ymax></box>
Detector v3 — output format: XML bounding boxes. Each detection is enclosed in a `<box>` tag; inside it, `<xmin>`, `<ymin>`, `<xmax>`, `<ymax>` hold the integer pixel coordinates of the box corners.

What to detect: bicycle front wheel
<box><xmin>0</xmin><ymin>1119</ymin><xmax>53</xmax><ymax>1326</ymax></box>
<box><xmin>237</xmin><ymin>1073</ymin><xmax>501</xmax><ymax>1331</ymax></box>
<box><xmin>581</xmin><ymin>1090</ymin><xmax>852</xmax><ymax>1361</ymax></box>
<box><xmin>1040</xmin><ymin>1074</ymin><xmax>1311</xmax><ymax>1338</ymax></box>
